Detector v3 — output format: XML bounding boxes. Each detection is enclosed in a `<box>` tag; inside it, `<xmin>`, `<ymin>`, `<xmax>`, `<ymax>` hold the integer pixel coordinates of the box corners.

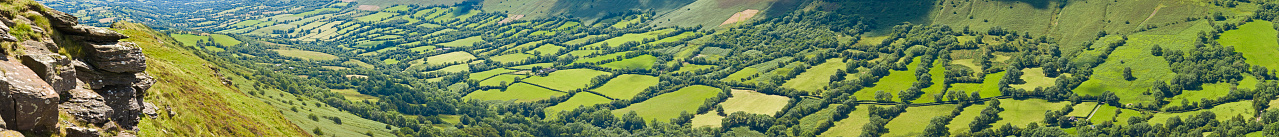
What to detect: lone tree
<box><xmin>1151</xmin><ymin>45</ymin><xmax>1164</xmax><ymax>56</ymax></box>
<box><xmin>1123</xmin><ymin>67</ymin><xmax>1135</xmax><ymax>81</ymax></box>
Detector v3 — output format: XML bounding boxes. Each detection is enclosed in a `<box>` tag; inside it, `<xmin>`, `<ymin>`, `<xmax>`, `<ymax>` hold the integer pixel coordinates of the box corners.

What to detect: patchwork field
<box><xmin>1149</xmin><ymin>101</ymin><xmax>1255</xmax><ymax>124</ymax></box>
<box><xmin>947</xmin><ymin>104</ymin><xmax>989</xmax><ymax>133</ymax></box>
<box><xmin>690</xmin><ymin>113</ymin><xmax>725</xmax><ymax>128</ymax></box>
<box><xmin>1009</xmin><ymin>68</ymin><xmax>1058</xmax><ymax>90</ymax></box>
<box><xmin>613</xmin><ymin>85</ymin><xmax>722</xmax><ymax>122</ymax></box>
<box><xmin>1219</xmin><ymin>20</ymin><xmax>1279</xmax><ymax>70</ymax></box>
<box><xmin>1074</xmin><ymin>34</ymin><xmax>1182</xmax><ymax>104</ymax></box>
<box><xmin>600</xmin><ymin>55</ymin><xmax>658</xmax><ymax>70</ymax></box>
<box><xmin>819</xmin><ymin>105</ymin><xmax>874</xmax><ymax>137</ymax></box>
<box><xmin>883</xmin><ymin>104</ymin><xmax>959</xmax><ymax>137</ymax></box>
<box><xmin>544</xmin><ymin>93</ymin><xmax>613</xmax><ymax>117</ymax></box>
<box><xmin>273</xmin><ymin>49</ymin><xmax>339</xmax><ymax>61</ymax></box>
<box><xmin>591</xmin><ymin>74</ymin><xmax>659</xmax><ymax>99</ymax></box>
<box><xmin>991</xmin><ymin>99</ymin><xmax>1071</xmax><ymax>127</ymax></box>
<box><xmin>781</xmin><ymin>58</ymin><xmax>846</xmax><ymax>92</ymax></box>
<box><xmin>426</xmin><ymin>52</ymin><xmax>478</xmax><ymax>65</ymax></box>
<box><xmin>855</xmin><ymin>57</ymin><xmax>922</xmax><ymax>101</ymax></box>
<box><xmin>332</xmin><ymin>89</ymin><xmax>378</xmax><ymax>102</ymax></box>
<box><xmin>720</xmin><ymin>89</ymin><xmax>790</xmax><ymax>116</ymax></box>
<box><xmin>523</xmin><ymin>69</ymin><xmax>612</xmax><ymax>91</ymax></box>
<box><xmin>463</xmin><ymin>83</ymin><xmax>567</xmax><ymax>102</ymax></box>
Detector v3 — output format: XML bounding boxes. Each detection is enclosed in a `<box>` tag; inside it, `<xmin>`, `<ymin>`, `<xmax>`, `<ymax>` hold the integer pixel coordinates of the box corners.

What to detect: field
<box><xmin>1149</xmin><ymin>101</ymin><xmax>1255</xmax><ymax>124</ymax></box>
<box><xmin>523</xmin><ymin>69</ymin><xmax>611</xmax><ymax>91</ymax></box>
<box><xmin>478</xmin><ymin>75</ymin><xmax>523</xmax><ymax>87</ymax></box>
<box><xmin>600</xmin><ymin>55</ymin><xmax>658</xmax><ymax>70</ymax></box>
<box><xmin>171</xmin><ymin>34</ymin><xmax>207</xmax><ymax>46</ymax></box>
<box><xmin>1087</xmin><ymin>105</ymin><xmax>1143</xmax><ymax>125</ymax></box>
<box><xmin>675</xmin><ymin>63</ymin><xmax>716</xmax><ymax>73</ymax></box>
<box><xmin>210</xmin><ymin>34</ymin><xmax>241</xmax><ymax>46</ymax></box>
<box><xmin>612</xmin><ymin>85</ymin><xmax>722</xmax><ymax>122</ymax></box>
<box><xmin>469</xmin><ymin>68</ymin><xmax>517</xmax><ymax>81</ymax></box>
<box><xmin>690</xmin><ymin>113</ymin><xmax>725</xmax><ymax>128</ymax></box>
<box><xmin>528</xmin><ymin>44</ymin><xmax>565</xmax><ymax>55</ymax></box>
<box><xmin>1066</xmin><ymin>102</ymin><xmax>1099</xmax><ymax>117</ymax></box>
<box><xmin>721</xmin><ymin>68</ymin><xmax>758</xmax><ymax>82</ymax></box>
<box><xmin>796</xmin><ymin>104</ymin><xmax>842</xmax><ymax>135</ymax></box>
<box><xmin>332</xmin><ymin>89</ymin><xmax>378</xmax><ymax>102</ymax></box>
<box><xmin>426</xmin><ymin>52</ymin><xmax>477</xmax><ymax>65</ymax></box>
<box><xmin>1218</xmin><ymin>20</ymin><xmax>1279</xmax><ymax>70</ymax></box>
<box><xmin>1009</xmin><ymin>68</ymin><xmax>1058</xmax><ymax>90</ymax></box>
<box><xmin>947</xmin><ymin>104</ymin><xmax>989</xmax><ymax>133</ymax></box>
<box><xmin>1165</xmin><ymin>75</ymin><xmax>1259</xmax><ymax>107</ymax></box>
<box><xmin>463</xmin><ymin>83</ymin><xmax>567</xmax><ymax>102</ymax></box>
<box><xmin>913</xmin><ymin>61</ymin><xmax>949</xmax><ymax>103</ymax></box>
<box><xmin>781</xmin><ymin>58</ymin><xmax>846</xmax><ymax>92</ymax></box>
<box><xmin>544</xmin><ymin>93</ymin><xmax>613</xmax><ymax>117</ymax></box>
<box><xmin>591</xmin><ymin>74</ymin><xmax>659</xmax><ymax>99</ymax></box>
<box><xmin>273</xmin><ymin>49</ymin><xmax>339</xmax><ymax>60</ymax></box>
<box><xmin>490</xmin><ymin>53</ymin><xmax>533</xmax><ymax>63</ymax></box>
<box><xmin>819</xmin><ymin>105</ymin><xmax>873</xmax><ymax>137</ymax></box>
<box><xmin>438</xmin><ymin>36</ymin><xmax>485</xmax><ymax>47</ymax></box>
<box><xmin>992</xmin><ymin>99</ymin><xmax>1071</xmax><ymax>127</ymax></box>
<box><xmin>1074</xmin><ymin>34</ymin><xmax>1182</xmax><ymax>105</ymax></box>
<box><xmin>883</xmin><ymin>104</ymin><xmax>959</xmax><ymax>137</ymax></box>
<box><xmin>855</xmin><ymin>57</ymin><xmax>922</xmax><ymax>101</ymax></box>
<box><xmin>719</xmin><ymin>89</ymin><xmax>791</xmax><ymax>116</ymax></box>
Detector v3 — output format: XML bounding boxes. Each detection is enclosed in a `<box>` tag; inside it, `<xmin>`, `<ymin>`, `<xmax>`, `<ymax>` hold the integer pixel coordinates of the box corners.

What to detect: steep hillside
<box><xmin>109</xmin><ymin>21</ymin><xmax>312</xmax><ymax>136</ymax></box>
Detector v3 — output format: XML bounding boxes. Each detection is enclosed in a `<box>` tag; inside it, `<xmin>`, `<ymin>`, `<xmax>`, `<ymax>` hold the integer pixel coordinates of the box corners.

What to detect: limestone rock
<box><xmin>72</xmin><ymin>61</ymin><xmax>140</xmax><ymax>89</ymax></box>
<box><xmin>64</xmin><ymin>126</ymin><xmax>100</xmax><ymax>137</ymax></box>
<box><xmin>141</xmin><ymin>102</ymin><xmax>157</xmax><ymax>118</ymax></box>
<box><xmin>39</xmin><ymin>8</ymin><xmax>77</xmax><ymax>29</ymax></box>
<box><xmin>66</xmin><ymin>25</ymin><xmax>128</xmax><ymax>42</ymax></box>
<box><xmin>0</xmin><ymin>61</ymin><xmax>59</xmax><ymax>132</ymax></box>
<box><xmin>19</xmin><ymin>54</ymin><xmax>75</xmax><ymax>93</ymax></box>
<box><xmin>0</xmin><ymin>23</ymin><xmax>17</xmax><ymax>42</ymax></box>
<box><xmin>88</xmin><ymin>42</ymin><xmax>145</xmax><ymax>73</ymax></box>
<box><xmin>59</xmin><ymin>89</ymin><xmax>112</xmax><ymax>124</ymax></box>
<box><xmin>131</xmin><ymin>73</ymin><xmax>153</xmax><ymax>97</ymax></box>
<box><xmin>97</xmin><ymin>86</ymin><xmax>140</xmax><ymax>130</ymax></box>
<box><xmin>0</xmin><ymin>130</ymin><xmax>22</xmax><ymax>137</ymax></box>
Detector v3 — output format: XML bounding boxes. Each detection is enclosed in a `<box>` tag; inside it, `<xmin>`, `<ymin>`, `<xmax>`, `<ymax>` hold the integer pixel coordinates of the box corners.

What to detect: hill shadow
<box><xmin>547</xmin><ymin>0</ymin><xmax>696</xmax><ymax>20</ymax></box>
<box><xmin>993</xmin><ymin>0</ymin><xmax>1065</xmax><ymax>9</ymax></box>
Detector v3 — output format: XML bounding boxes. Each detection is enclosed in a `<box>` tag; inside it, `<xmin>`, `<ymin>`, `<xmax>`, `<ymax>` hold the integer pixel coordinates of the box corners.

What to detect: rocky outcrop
<box><xmin>19</xmin><ymin>54</ymin><xmax>76</xmax><ymax>92</ymax></box>
<box><xmin>59</xmin><ymin>89</ymin><xmax>112</xmax><ymax>124</ymax></box>
<box><xmin>87</xmin><ymin>42</ymin><xmax>145</xmax><ymax>73</ymax></box>
<box><xmin>64</xmin><ymin>126</ymin><xmax>100</xmax><ymax>137</ymax></box>
<box><xmin>0</xmin><ymin>60</ymin><xmax>60</xmax><ymax>132</ymax></box>
<box><xmin>0</xmin><ymin>2</ymin><xmax>154</xmax><ymax>135</ymax></box>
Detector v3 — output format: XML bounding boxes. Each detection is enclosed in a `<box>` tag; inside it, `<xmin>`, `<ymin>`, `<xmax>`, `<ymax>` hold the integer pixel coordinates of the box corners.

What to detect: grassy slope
<box><xmin>118</xmin><ymin>22</ymin><xmax>310</xmax><ymax>136</ymax></box>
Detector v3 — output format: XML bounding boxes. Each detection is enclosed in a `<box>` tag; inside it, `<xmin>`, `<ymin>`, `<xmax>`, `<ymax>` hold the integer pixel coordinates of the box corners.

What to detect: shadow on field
<box><xmin>993</xmin><ymin>0</ymin><xmax>1066</xmax><ymax>9</ymax></box>
<box><xmin>547</xmin><ymin>0</ymin><xmax>696</xmax><ymax>19</ymax></box>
